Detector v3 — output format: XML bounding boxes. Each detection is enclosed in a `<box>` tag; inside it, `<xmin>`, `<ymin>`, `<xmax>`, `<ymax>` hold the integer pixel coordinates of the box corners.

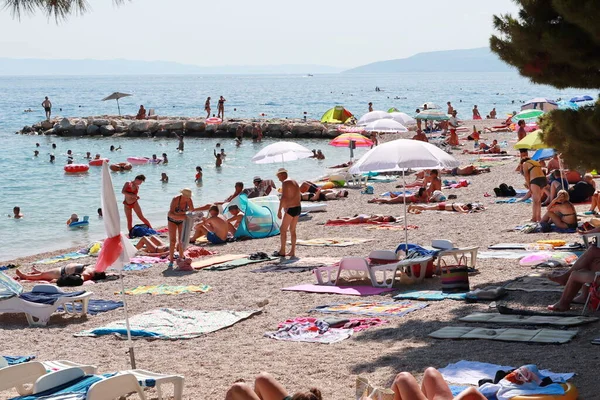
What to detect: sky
<box><xmin>0</xmin><ymin>0</ymin><xmax>520</xmax><ymax>68</ymax></box>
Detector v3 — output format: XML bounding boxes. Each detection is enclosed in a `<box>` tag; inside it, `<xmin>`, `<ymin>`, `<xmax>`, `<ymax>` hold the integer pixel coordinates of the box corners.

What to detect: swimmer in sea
<box><xmin>34</xmin><ymin>150</ymin><xmax>39</xmax><ymax>157</ymax></box>
<box><xmin>49</xmin><ymin>154</ymin><xmax>55</xmax><ymax>163</ymax></box>
<box><xmin>195</xmin><ymin>166</ymin><xmax>203</xmax><ymax>182</ymax></box>
<box><xmin>150</xmin><ymin>154</ymin><xmax>162</xmax><ymax>164</ymax></box>
<box><xmin>52</xmin><ymin>143</ymin><xmax>56</xmax><ymax>149</ymax></box>
<box><xmin>214</xmin><ymin>150</ymin><xmax>223</xmax><ymax>167</ymax></box>
<box><xmin>162</xmin><ymin>153</ymin><xmax>168</xmax><ymax>164</ymax></box>
<box><xmin>97</xmin><ymin>208</ymin><xmax>103</xmax><ymax>218</ymax></box>
<box><xmin>220</xmin><ymin>149</ymin><xmax>226</xmax><ymax>159</ymax></box>
<box><xmin>11</xmin><ymin>206</ymin><xmax>23</xmax><ymax>219</ymax></box>
<box><xmin>161</xmin><ymin>172</ymin><xmax>169</xmax><ymax>183</ymax></box>
<box><xmin>35</xmin><ymin>143</ymin><xmax>40</xmax><ymax>147</ymax></box>
<box><xmin>84</xmin><ymin>152</ymin><xmax>91</xmax><ymax>159</ymax></box>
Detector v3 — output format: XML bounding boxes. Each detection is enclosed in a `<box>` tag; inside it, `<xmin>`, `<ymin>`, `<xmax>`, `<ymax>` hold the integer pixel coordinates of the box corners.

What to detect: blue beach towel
<box><xmin>11</xmin><ymin>374</ymin><xmax>109</xmax><ymax>400</ymax></box>
<box><xmin>495</xmin><ymin>198</ymin><xmax>532</xmax><ymax>204</ymax></box>
<box><xmin>393</xmin><ymin>290</ymin><xmax>467</xmax><ymax>301</ymax></box>
<box><xmin>395</xmin><ymin>244</ymin><xmax>439</xmax><ymax>257</ymax></box>
<box><xmin>123</xmin><ymin>263</ymin><xmax>151</xmax><ymax>272</ymax></box>
<box><xmin>19</xmin><ymin>291</ymin><xmax>85</xmax><ymax>305</ymax></box>
<box><xmin>58</xmin><ymin>299</ymin><xmax>123</xmax><ymax>315</ymax></box>
<box><xmin>3</xmin><ymin>355</ymin><xmax>35</xmax><ymax>365</ymax></box>
<box><xmin>380</xmin><ymin>190</ymin><xmax>413</xmax><ymax>197</ymax></box>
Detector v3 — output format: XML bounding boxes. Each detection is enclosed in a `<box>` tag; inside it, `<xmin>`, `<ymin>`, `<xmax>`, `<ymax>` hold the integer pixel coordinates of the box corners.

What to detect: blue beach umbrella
<box><xmin>531</xmin><ymin>148</ymin><xmax>555</xmax><ymax>161</ymax></box>
<box><xmin>569</xmin><ymin>95</ymin><xmax>593</xmax><ymax>103</ymax></box>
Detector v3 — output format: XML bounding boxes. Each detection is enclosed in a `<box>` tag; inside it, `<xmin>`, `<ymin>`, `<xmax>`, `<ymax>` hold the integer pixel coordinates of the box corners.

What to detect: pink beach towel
<box><xmin>282</xmin><ymin>284</ymin><xmax>395</xmax><ymax>296</ymax></box>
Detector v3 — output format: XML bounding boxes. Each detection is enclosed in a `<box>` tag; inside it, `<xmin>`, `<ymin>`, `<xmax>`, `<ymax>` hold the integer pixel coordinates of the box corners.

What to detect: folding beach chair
<box><xmin>582</xmin><ymin>272</ymin><xmax>600</xmax><ymax>316</ymax></box>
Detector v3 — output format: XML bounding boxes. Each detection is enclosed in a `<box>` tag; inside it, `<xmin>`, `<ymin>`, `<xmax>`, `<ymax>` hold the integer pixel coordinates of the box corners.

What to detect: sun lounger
<box><xmin>0</xmin><ymin>280</ymin><xmax>92</xmax><ymax>327</ymax></box>
<box><xmin>432</xmin><ymin>239</ymin><xmax>478</xmax><ymax>273</ymax></box>
<box><xmin>582</xmin><ymin>231</ymin><xmax>600</xmax><ymax>248</ymax></box>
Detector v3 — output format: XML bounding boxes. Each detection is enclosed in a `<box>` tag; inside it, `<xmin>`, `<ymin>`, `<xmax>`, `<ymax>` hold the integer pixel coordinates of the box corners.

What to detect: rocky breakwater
<box><xmin>17</xmin><ymin>116</ymin><xmax>343</xmax><ymax>139</ymax></box>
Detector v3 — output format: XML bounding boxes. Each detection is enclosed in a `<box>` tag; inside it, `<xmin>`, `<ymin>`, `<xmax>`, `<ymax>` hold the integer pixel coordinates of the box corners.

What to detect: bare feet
<box><xmin>572</xmin><ymin>294</ymin><xmax>587</xmax><ymax>304</ymax></box>
<box><xmin>548</xmin><ymin>303</ymin><xmax>570</xmax><ymax>311</ymax></box>
<box><xmin>548</xmin><ymin>272</ymin><xmax>569</xmax><ymax>286</ymax></box>
<box><xmin>15</xmin><ymin>269</ymin><xmax>25</xmax><ymax>279</ymax></box>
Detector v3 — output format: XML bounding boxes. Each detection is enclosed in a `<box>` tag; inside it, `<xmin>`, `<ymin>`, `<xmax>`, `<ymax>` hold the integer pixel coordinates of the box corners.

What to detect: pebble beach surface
<box><xmin>1</xmin><ymin>119</ymin><xmax>597</xmax><ymax>399</ymax></box>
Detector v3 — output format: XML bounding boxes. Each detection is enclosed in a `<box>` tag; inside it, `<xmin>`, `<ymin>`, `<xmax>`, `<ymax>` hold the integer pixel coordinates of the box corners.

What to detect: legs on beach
<box><xmin>225</xmin><ymin>373</ymin><xmax>288</xmax><ymax>400</ymax></box>
<box><xmin>530</xmin><ymin>184</ymin><xmax>543</xmax><ymax>222</ymax></box>
<box><xmin>549</xmin><ymin>270</ymin><xmax>597</xmax><ymax>311</ymax></box>
<box><xmin>548</xmin><ymin>246</ymin><xmax>600</xmax><ymax>309</ymax></box>
<box><xmin>167</xmin><ymin>221</ymin><xmax>183</xmax><ymax>264</ymax></box>
<box><xmin>132</xmin><ymin>203</ymin><xmax>152</xmax><ymax>229</ymax></box>
<box><xmin>540</xmin><ymin>211</ymin><xmax>569</xmax><ymax>229</ymax></box>
<box><xmin>590</xmin><ymin>193</ymin><xmax>600</xmax><ymax>213</ymax></box>
<box><xmin>15</xmin><ymin>268</ymin><xmax>60</xmax><ymax>281</ymax></box>
<box><xmin>392</xmin><ymin>368</ymin><xmax>485</xmax><ymax>400</ymax></box>
<box><xmin>278</xmin><ymin>212</ymin><xmax>299</xmax><ymax>257</ymax></box>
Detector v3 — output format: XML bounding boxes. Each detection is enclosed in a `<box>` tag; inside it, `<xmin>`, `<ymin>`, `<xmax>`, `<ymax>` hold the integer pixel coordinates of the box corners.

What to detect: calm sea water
<box><xmin>0</xmin><ymin>72</ymin><xmax>576</xmax><ymax>261</ymax></box>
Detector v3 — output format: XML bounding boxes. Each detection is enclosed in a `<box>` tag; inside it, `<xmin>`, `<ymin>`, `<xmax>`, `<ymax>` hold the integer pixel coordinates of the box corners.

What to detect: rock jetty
<box><xmin>17</xmin><ymin>116</ymin><xmax>347</xmax><ymax>139</ymax></box>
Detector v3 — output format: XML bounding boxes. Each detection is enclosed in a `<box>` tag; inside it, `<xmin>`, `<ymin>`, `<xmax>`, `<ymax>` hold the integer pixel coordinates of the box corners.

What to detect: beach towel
<box><xmin>282</xmin><ymin>284</ymin><xmax>394</xmax><ymax>296</ymax></box>
<box><xmin>12</xmin><ymin>374</ymin><xmax>106</xmax><ymax>400</ymax></box>
<box><xmin>0</xmin><ymin>271</ymin><xmax>23</xmax><ymax>299</ymax></box>
<box><xmin>311</xmin><ymin>300</ymin><xmax>427</xmax><ymax>317</ymax></box>
<box><xmin>20</xmin><ymin>290</ymin><xmax>86</xmax><ymax>305</ymax></box>
<box><xmin>191</xmin><ymin>254</ymin><xmax>248</xmax><ymax>270</ymax></box>
<box><xmin>118</xmin><ymin>284</ymin><xmax>211</xmax><ymax>295</ymax></box>
<box><xmin>515</xmin><ymin>223</ymin><xmax>577</xmax><ymax>234</ymax></box>
<box><xmin>459</xmin><ymin>312</ymin><xmax>598</xmax><ymax>326</ymax></box>
<box><xmin>488</xmin><ymin>243</ymin><xmax>528</xmax><ymax>250</ymax></box>
<box><xmin>393</xmin><ymin>290</ymin><xmax>467</xmax><ymax>301</ymax></box>
<box><xmin>33</xmin><ymin>252</ymin><xmax>88</xmax><ymax>265</ymax></box>
<box><xmin>58</xmin><ymin>299</ymin><xmax>123</xmax><ymax>315</ymax></box>
<box><xmin>379</xmin><ymin>190</ymin><xmax>413</xmax><ymax>197</ymax></box>
<box><xmin>129</xmin><ymin>255</ymin><xmax>164</xmax><ymax>264</ymax></box>
<box><xmin>477</xmin><ymin>251</ymin><xmax>532</xmax><ymax>259</ymax></box>
<box><xmin>76</xmin><ymin>308</ymin><xmax>260</xmax><ymax>339</ymax></box>
<box><xmin>203</xmin><ymin>256</ymin><xmax>278</xmax><ymax>271</ymax></box>
<box><xmin>479</xmin><ymin>365</ymin><xmax>567</xmax><ymax>400</ymax></box>
<box><xmin>364</xmin><ymin>224</ymin><xmax>418</xmax><ymax>231</ymax></box>
<box><xmin>504</xmin><ymin>275</ymin><xmax>563</xmax><ymax>293</ymax></box>
<box><xmin>252</xmin><ymin>265</ymin><xmax>318</xmax><ymax>273</ymax></box>
<box><xmin>184</xmin><ymin>246</ymin><xmax>216</xmax><ymax>259</ymax></box>
<box><xmin>122</xmin><ymin>263</ymin><xmax>152</xmax><ymax>271</ymax></box>
<box><xmin>293</xmin><ymin>238</ymin><xmax>373</xmax><ymax>247</ymax></box>
<box><xmin>252</xmin><ymin>257</ymin><xmax>339</xmax><ymax>274</ymax></box>
<box><xmin>439</xmin><ymin>360</ymin><xmax>574</xmax><ymax>386</ymax></box>
<box><xmin>3</xmin><ymin>355</ymin><xmax>35</xmax><ymax>365</ymax></box>
<box><xmin>496</xmin><ymin>198</ymin><xmax>532</xmax><ymax>204</ymax></box>
<box><xmin>264</xmin><ymin>317</ymin><xmax>353</xmax><ymax>344</ymax></box>
<box><xmin>429</xmin><ymin>326</ymin><xmax>577</xmax><ymax>344</ymax></box>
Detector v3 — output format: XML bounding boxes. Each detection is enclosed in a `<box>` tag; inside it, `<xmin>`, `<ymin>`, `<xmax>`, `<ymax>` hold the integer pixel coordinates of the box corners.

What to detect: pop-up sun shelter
<box><xmin>321</xmin><ymin>106</ymin><xmax>354</xmax><ymax>124</ymax></box>
<box><xmin>225</xmin><ymin>194</ymin><xmax>281</xmax><ymax>239</ymax></box>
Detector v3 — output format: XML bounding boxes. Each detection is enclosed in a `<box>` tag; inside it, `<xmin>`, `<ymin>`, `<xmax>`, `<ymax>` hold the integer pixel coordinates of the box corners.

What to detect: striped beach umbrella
<box><xmin>511</xmin><ymin>109</ymin><xmax>544</xmax><ymax>123</ymax></box>
<box><xmin>329</xmin><ymin>133</ymin><xmax>373</xmax><ymax>148</ymax></box>
<box><xmin>414</xmin><ymin>109</ymin><xmax>449</xmax><ymax>121</ymax></box>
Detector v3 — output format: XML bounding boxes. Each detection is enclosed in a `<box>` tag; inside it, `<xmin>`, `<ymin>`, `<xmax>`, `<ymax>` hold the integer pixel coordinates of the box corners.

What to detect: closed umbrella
<box><xmin>514</xmin><ymin>129</ymin><xmax>547</xmax><ymax>150</ymax></box>
<box><xmin>251</xmin><ymin>141</ymin><xmax>313</xmax><ymax>165</ymax></box>
<box><xmin>511</xmin><ymin>109</ymin><xmax>544</xmax><ymax>123</ymax></box>
<box><xmin>357</xmin><ymin>111</ymin><xmax>393</xmax><ymax>125</ymax></box>
<box><xmin>350</xmin><ymin>139</ymin><xmax>459</xmax><ymax>246</ymax></box>
<box><xmin>95</xmin><ymin>162</ymin><xmax>138</xmax><ymax>368</ymax></box>
<box><xmin>364</xmin><ymin>119</ymin><xmax>408</xmax><ymax>133</ymax></box>
<box><xmin>101</xmin><ymin>92</ymin><xmax>132</xmax><ymax>116</ymax></box>
<box><xmin>414</xmin><ymin>109</ymin><xmax>449</xmax><ymax>121</ymax></box>
<box><xmin>389</xmin><ymin>112</ymin><xmax>416</xmax><ymax>126</ymax></box>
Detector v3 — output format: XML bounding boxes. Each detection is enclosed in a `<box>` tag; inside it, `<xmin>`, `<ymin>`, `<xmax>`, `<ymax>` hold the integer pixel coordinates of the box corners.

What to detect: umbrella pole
<box><xmin>402</xmin><ymin>169</ymin><xmax>408</xmax><ymax>250</ymax></box>
<box><xmin>117</xmin><ymin>98</ymin><xmax>121</xmax><ymax>116</ymax></box>
<box><xmin>120</xmin><ymin>270</ymin><xmax>136</xmax><ymax>369</ymax></box>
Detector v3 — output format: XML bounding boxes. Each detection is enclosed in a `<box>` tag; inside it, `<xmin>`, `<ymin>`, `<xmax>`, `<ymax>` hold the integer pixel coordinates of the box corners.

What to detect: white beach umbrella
<box><xmin>389</xmin><ymin>112</ymin><xmax>416</xmax><ymax>126</ymax></box>
<box><xmin>251</xmin><ymin>141</ymin><xmax>313</xmax><ymax>164</ymax></box>
<box><xmin>364</xmin><ymin>119</ymin><xmax>408</xmax><ymax>133</ymax></box>
<box><xmin>350</xmin><ymin>139</ymin><xmax>459</xmax><ymax>246</ymax></box>
<box><xmin>357</xmin><ymin>111</ymin><xmax>393</xmax><ymax>126</ymax></box>
<box><xmin>94</xmin><ymin>161</ymin><xmax>138</xmax><ymax>368</ymax></box>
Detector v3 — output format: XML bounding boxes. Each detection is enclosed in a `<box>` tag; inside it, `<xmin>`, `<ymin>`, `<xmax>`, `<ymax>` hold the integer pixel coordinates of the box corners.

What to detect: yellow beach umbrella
<box><xmin>514</xmin><ymin>129</ymin><xmax>548</xmax><ymax>150</ymax></box>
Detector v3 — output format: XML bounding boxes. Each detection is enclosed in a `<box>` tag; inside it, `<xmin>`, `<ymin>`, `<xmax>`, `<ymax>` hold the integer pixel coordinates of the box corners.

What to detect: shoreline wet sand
<box><xmin>2</xmin><ymin>119</ymin><xmax>598</xmax><ymax>399</ymax></box>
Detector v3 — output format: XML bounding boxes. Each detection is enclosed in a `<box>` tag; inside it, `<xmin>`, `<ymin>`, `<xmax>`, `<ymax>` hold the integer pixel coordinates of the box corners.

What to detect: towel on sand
<box><xmin>192</xmin><ymin>254</ymin><xmax>248</xmax><ymax>269</ymax></box>
<box><xmin>123</xmin><ymin>263</ymin><xmax>152</xmax><ymax>271</ymax></box>
<box><xmin>3</xmin><ymin>355</ymin><xmax>35</xmax><ymax>365</ymax></box>
<box><xmin>294</xmin><ymin>238</ymin><xmax>373</xmax><ymax>247</ymax></box>
<box><xmin>393</xmin><ymin>290</ymin><xmax>467</xmax><ymax>301</ymax></box>
<box><xmin>76</xmin><ymin>308</ymin><xmax>260</xmax><ymax>339</ymax></box>
<box><xmin>34</xmin><ymin>252</ymin><xmax>87</xmax><ymax>264</ymax></box>
<box><xmin>203</xmin><ymin>256</ymin><xmax>278</xmax><ymax>271</ymax></box>
<box><xmin>264</xmin><ymin>317</ymin><xmax>353</xmax><ymax>344</ymax></box>
<box><xmin>310</xmin><ymin>301</ymin><xmax>428</xmax><ymax>317</ymax></box>
<box><xmin>118</xmin><ymin>284</ymin><xmax>211</xmax><ymax>295</ymax></box>
<box><xmin>364</xmin><ymin>224</ymin><xmax>418</xmax><ymax>231</ymax></box>
<box><xmin>58</xmin><ymin>299</ymin><xmax>123</xmax><ymax>315</ymax></box>
<box><xmin>129</xmin><ymin>255</ymin><xmax>164</xmax><ymax>264</ymax></box>
<box><xmin>504</xmin><ymin>275</ymin><xmax>563</xmax><ymax>293</ymax></box>
<box><xmin>252</xmin><ymin>257</ymin><xmax>339</xmax><ymax>273</ymax></box>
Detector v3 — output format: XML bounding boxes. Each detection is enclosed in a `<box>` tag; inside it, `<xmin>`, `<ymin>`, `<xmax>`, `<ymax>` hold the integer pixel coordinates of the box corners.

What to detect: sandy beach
<box><xmin>1</xmin><ymin>119</ymin><xmax>597</xmax><ymax>399</ymax></box>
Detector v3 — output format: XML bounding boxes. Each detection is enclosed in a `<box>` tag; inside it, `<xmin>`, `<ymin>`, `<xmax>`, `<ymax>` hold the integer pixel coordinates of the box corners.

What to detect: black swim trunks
<box><xmin>61</xmin><ymin>264</ymin><xmax>85</xmax><ymax>276</ymax></box>
<box><xmin>285</xmin><ymin>206</ymin><xmax>302</xmax><ymax>217</ymax></box>
<box><xmin>44</xmin><ymin>107</ymin><xmax>51</xmax><ymax>112</ymax></box>
<box><xmin>530</xmin><ymin>176</ymin><xmax>548</xmax><ymax>188</ymax></box>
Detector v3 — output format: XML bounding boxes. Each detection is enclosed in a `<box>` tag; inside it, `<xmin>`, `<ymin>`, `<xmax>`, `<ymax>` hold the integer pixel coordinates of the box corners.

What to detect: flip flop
<box><xmin>271</xmin><ymin>251</ymin><xmax>285</xmax><ymax>257</ymax></box>
<box><xmin>484</xmin><ymin>192</ymin><xmax>491</xmax><ymax>197</ymax></box>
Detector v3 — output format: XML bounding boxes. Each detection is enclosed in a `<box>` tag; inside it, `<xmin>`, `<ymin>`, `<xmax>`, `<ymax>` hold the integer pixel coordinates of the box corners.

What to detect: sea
<box><xmin>0</xmin><ymin>72</ymin><xmax>577</xmax><ymax>262</ymax></box>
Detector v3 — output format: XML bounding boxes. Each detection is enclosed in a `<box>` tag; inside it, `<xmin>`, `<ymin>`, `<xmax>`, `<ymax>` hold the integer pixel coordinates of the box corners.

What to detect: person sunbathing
<box><xmin>301</xmin><ymin>189</ymin><xmax>348</xmax><ymax>201</ymax></box>
<box><xmin>539</xmin><ymin>190</ymin><xmax>578</xmax><ymax>231</ymax></box>
<box><xmin>548</xmin><ymin>236</ymin><xmax>600</xmax><ymax>311</ymax></box>
<box><xmin>15</xmin><ymin>264</ymin><xmax>106</xmax><ymax>283</ymax></box>
<box><xmin>368</xmin><ymin>187</ymin><xmax>429</xmax><ymax>204</ymax></box>
<box><xmin>135</xmin><ymin>235</ymin><xmax>169</xmax><ymax>256</ymax></box>
<box><xmin>327</xmin><ymin>214</ymin><xmax>397</xmax><ymax>224</ymax></box>
<box><xmin>227</xmin><ymin>204</ymin><xmax>244</xmax><ymax>229</ymax></box>
<box><xmin>408</xmin><ymin>202</ymin><xmax>483</xmax><ymax>213</ymax></box>
<box><xmin>461</xmin><ymin>140</ymin><xmax>502</xmax><ymax>155</ymax></box>
<box><xmin>441</xmin><ymin>165</ymin><xmax>490</xmax><ymax>176</ymax></box>
<box><xmin>225</xmin><ymin>372</ymin><xmax>322</xmax><ymax>400</ymax></box>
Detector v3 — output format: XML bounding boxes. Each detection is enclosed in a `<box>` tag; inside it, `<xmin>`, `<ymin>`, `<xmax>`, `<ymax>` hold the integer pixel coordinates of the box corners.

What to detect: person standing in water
<box><xmin>42</xmin><ymin>97</ymin><xmax>52</xmax><ymax>120</ymax></box>
<box><xmin>204</xmin><ymin>97</ymin><xmax>211</xmax><ymax>118</ymax></box>
<box><xmin>217</xmin><ymin>96</ymin><xmax>226</xmax><ymax>119</ymax></box>
<box><xmin>368</xmin><ymin>102</ymin><xmax>373</xmax><ymax>112</ymax></box>
<box><xmin>214</xmin><ymin>149</ymin><xmax>223</xmax><ymax>167</ymax></box>
<box><xmin>176</xmin><ymin>133</ymin><xmax>184</xmax><ymax>152</ymax></box>
<box><xmin>275</xmin><ymin>168</ymin><xmax>301</xmax><ymax>257</ymax></box>
<box><xmin>122</xmin><ymin>174</ymin><xmax>152</xmax><ymax>232</ymax></box>
<box><xmin>472</xmin><ymin>105</ymin><xmax>482</xmax><ymax>120</ymax></box>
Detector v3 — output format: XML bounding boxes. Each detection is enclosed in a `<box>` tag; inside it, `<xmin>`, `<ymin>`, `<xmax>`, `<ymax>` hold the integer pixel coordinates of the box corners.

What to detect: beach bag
<box><xmin>129</xmin><ymin>224</ymin><xmax>157</xmax><ymax>238</ymax></box>
<box><xmin>440</xmin><ymin>257</ymin><xmax>470</xmax><ymax>293</ymax></box>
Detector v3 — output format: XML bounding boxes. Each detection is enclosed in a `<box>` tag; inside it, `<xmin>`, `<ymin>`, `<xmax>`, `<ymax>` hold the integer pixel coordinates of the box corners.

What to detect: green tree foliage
<box><xmin>490</xmin><ymin>0</ymin><xmax>600</xmax><ymax>169</ymax></box>
<box><xmin>3</xmin><ymin>0</ymin><xmax>127</xmax><ymax>21</ymax></box>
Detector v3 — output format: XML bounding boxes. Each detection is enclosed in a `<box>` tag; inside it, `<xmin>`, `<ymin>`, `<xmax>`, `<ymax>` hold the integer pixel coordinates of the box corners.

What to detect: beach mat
<box><xmin>34</xmin><ymin>252</ymin><xmax>88</xmax><ymax>264</ymax></box>
<box><xmin>203</xmin><ymin>256</ymin><xmax>278</xmax><ymax>271</ymax></box>
<box><xmin>2</xmin><ymin>355</ymin><xmax>35</xmax><ymax>365</ymax></box>
<box><xmin>294</xmin><ymin>238</ymin><xmax>373</xmax><ymax>247</ymax></box>
<box><xmin>429</xmin><ymin>326</ymin><xmax>578</xmax><ymax>344</ymax></box>
<box><xmin>488</xmin><ymin>243</ymin><xmax>528</xmax><ymax>250</ymax></box>
<box><xmin>393</xmin><ymin>290</ymin><xmax>467</xmax><ymax>301</ymax></box>
<box><xmin>252</xmin><ymin>257</ymin><xmax>339</xmax><ymax>273</ymax></box>
<box><xmin>282</xmin><ymin>284</ymin><xmax>394</xmax><ymax>296</ymax></box>
<box><xmin>75</xmin><ymin>308</ymin><xmax>261</xmax><ymax>339</ymax></box>
<box><xmin>459</xmin><ymin>312</ymin><xmax>598</xmax><ymax>327</ymax></box>
<box><xmin>123</xmin><ymin>263</ymin><xmax>152</xmax><ymax>272</ymax></box>
<box><xmin>58</xmin><ymin>299</ymin><xmax>123</xmax><ymax>315</ymax></box>
<box><xmin>118</xmin><ymin>284</ymin><xmax>211</xmax><ymax>295</ymax></box>
<box><xmin>504</xmin><ymin>275</ymin><xmax>563</xmax><ymax>293</ymax></box>
<box><xmin>310</xmin><ymin>300</ymin><xmax>428</xmax><ymax>317</ymax></box>
<box><xmin>265</xmin><ymin>319</ymin><xmax>353</xmax><ymax>344</ymax></box>
<box><xmin>477</xmin><ymin>251</ymin><xmax>532</xmax><ymax>259</ymax></box>
<box><xmin>364</xmin><ymin>224</ymin><xmax>418</xmax><ymax>231</ymax></box>
<box><xmin>192</xmin><ymin>254</ymin><xmax>248</xmax><ymax>270</ymax></box>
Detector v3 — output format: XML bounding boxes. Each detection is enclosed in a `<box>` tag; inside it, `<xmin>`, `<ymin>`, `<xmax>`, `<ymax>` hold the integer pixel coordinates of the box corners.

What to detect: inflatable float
<box><xmin>69</xmin><ymin>216</ymin><xmax>89</xmax><ymax>229</ymax></box>
<box><xmin>127</xmin><ymin>156</ymin><xmax>150</xmax><ymax>165</ymax></box>
<box><xmin>89</xmin><ymin>158</ymin><xmax>108</xmax><ymax>166</ymax></box>
<box><xmin>511</xmin><ymin>383</ymin><xmax>577</xmax><ymax>400</ymax></box>
<box><xmin>301</xmin><ymin>202</ymin><xmax>327</xmax><ymax>213</ymax></box>
<box><xmin>64</xmin><ymin>164</ymin><xmax>89</xmax><ymax>174</ymax></box>
<box><xmin>206</xmin><ymin>117</ymin><xmax>222</xmax><ymax>125</ymax></box>
<box><xmin>110</xmin><ymin>162</ymin><xmax>133</xmax><ymax>172</ymax></box>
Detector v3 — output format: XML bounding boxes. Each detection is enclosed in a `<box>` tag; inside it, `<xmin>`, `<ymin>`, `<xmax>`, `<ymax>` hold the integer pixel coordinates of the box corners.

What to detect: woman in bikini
<box><xmin>122</xmin><ymin>175</ymin><xmax>152</xmax><ymax>232</ymax></box>
<box><xmin>540</xmin><ymin>190</ymin><xmax>578</xmax><ymax>231</ymax></box>
<box><xmin>408</xmin><ymin>202</ymin><xmax>481</xmax><ymax>214</ymax></box>
<box><xmin>15</xmin><ymin>264</ymin><xmax>105</xmax><ymax>283</ymax></box>
<box><xmin>368</xmin><ymin>187</ymin><xmax>429</xmax><ymax>204</ymax></box>
<box><xmin>167</xmin><ymin>188</ymin><xmax>205</xmax><ymax>267</ymax></box>
<box><xmin>217</xmin><ymin>96</ymin><xmax>226</xmax><ymax>119</ymax></box>
<box><xmin>520</xmin><ymin>157</ymin><xmax>547</xmax><ymax>222</ymax></box>
<box><xmin>136</xmin><ymin>235</ymin><xmax>169</xmax><ymax>256</ymax></box>
<box><xmin>204</xmin><ymin>97</ymin><xmax>211</xmax><ymax>118</ymax></box>
<box><xmin>300</xmin><ymin>189</ymin><xmax>348</xmax><ymax>201</ymax></box>
<box><xmin>326</xmin><ymin>214</ymin><xmax>397</xmax><ymax>224</ymax></box>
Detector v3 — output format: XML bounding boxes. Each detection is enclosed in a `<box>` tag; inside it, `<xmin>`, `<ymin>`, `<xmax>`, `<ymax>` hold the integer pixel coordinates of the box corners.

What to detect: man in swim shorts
<box><xmin>193</xmin><ymin>205</ymin><xmax>235</xmax><ymax>244</ymax></box>
<box><xmin>42</xmin><ymin>96</ymin><xmax>52</xmax><ymax>120</ymax></box>
<box><xmin>276</xmin><ymin>168</ymin><xmax>301</xmax><ymax>257</ymax></box>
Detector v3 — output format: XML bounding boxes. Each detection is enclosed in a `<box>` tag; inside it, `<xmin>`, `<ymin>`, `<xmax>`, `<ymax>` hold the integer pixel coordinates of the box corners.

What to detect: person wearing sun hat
<box><xmin>166</xmin><ymin>188</ymin><xmax>202</xmax><ymax>267</ymax></box>
<box><xmin>275</xmin><ymin>167</ymin><xmax>301</xmax><ymax>257</ymax></box>
<box><xmin>251</xmin><ymin>175</ymin><xmax>277</xmax><ymax>198</ymax></box>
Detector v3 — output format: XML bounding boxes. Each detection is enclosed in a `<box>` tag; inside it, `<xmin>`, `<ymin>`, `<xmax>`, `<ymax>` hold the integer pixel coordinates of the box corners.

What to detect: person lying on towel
<box><xmin>15</xmin><ymin>264</ymin><xmax>107</xmax><ymax>286</ymax></box>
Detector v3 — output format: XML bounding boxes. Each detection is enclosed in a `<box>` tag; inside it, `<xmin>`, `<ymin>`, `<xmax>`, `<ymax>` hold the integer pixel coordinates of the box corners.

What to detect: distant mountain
<box><xmin>344</xmin><ymin>47</ymin><xmax>512</xmax><ymax>73</ymax></box>
<box><xmin>0</xmin><ymin>58</ymin><xmax>344</xmax><ymax>75</ymax></box>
